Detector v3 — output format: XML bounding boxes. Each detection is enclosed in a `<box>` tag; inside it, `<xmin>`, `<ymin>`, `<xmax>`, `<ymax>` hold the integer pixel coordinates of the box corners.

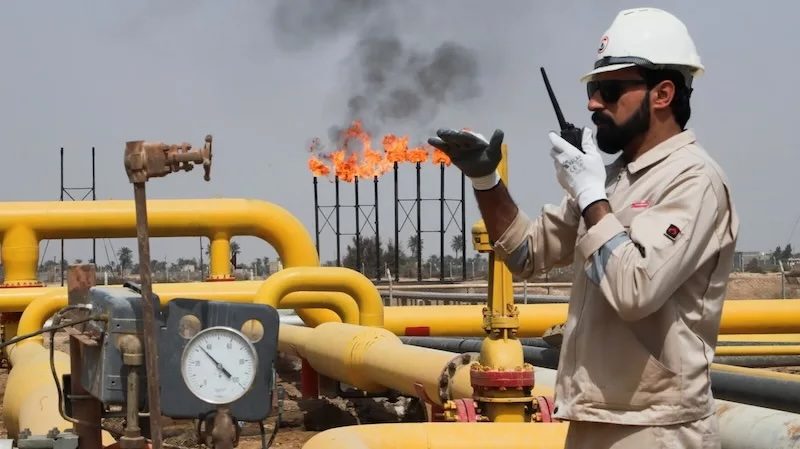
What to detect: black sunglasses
<box><xmin>586</xmin><ymin>79</ymin><xmax>648</xmax><ymax>103</ymax></box>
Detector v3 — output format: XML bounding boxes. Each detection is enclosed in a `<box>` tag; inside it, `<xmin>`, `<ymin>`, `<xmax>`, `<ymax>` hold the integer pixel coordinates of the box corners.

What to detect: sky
<box><xmin>0</xmin><ymin>1</ymin><xmax>798</xmax><ymax>268</ymax></box>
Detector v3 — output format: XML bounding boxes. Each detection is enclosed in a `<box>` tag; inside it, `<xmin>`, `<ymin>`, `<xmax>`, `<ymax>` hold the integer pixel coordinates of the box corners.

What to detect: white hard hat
<box><xmin>581</xmin><ymin>8</ymin><xmax>704</xmax><ymax>84</ymax></box>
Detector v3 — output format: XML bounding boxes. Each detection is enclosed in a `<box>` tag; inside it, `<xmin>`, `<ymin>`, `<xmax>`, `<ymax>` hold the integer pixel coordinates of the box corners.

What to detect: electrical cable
<box><xmin>39</xmin><ymin>240</ymin><xmax>51</xmax><ymax>268</ymax></box>
<box><xmin>264</xmin><ymin>366</ymin><xmax>281</xmax><ymax>448</ymax></box>
<box><xmin>102</xmin><ymin>238</ymin><xmax>113</xmax><ymax>269</ymax></box>
<box><xmin>2</xmin><ymin>315</ymin><xmax>99</xmax><ymax>350</ymax></box>
<box><xmin>787</xmin><ymin>212</ymin><xmax>800</xmax><ymax>248</ymax></box>
<box><xmin>46</xmin><ymin>311</ymin><xmax>105</xmax><ymax>427</ymax></box>
<box><xmin>258</xmin><ymin>421</ymin><xmax>267</xmax><ymax>449</ymax></box>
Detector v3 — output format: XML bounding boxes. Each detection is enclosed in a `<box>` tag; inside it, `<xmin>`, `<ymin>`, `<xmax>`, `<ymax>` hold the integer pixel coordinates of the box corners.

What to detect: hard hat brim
<box><xmin>579</xmin><ymin>63</ymin><xmax>637</xmax><ymax>83</ymax></box>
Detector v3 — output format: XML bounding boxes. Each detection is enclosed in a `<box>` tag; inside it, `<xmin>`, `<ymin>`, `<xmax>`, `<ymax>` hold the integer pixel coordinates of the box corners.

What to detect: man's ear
<box><xmin>651</xmin><ymin>80</ymin><xmax>675</xmax><ymax>111</ymax></box>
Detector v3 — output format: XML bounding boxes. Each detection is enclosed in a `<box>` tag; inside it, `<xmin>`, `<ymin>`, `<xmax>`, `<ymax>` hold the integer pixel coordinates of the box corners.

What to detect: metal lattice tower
<box><xmin>59</xmin><ymin>147</ymin><xmax>96</xmax><ymax>285</ymax></box>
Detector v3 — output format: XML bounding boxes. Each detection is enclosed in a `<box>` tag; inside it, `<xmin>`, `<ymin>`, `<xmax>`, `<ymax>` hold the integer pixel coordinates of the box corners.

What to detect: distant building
<box><xmin>268</xmin><ymin>259</ymin><xmax>283</xmax><ymax>274</ymax></box>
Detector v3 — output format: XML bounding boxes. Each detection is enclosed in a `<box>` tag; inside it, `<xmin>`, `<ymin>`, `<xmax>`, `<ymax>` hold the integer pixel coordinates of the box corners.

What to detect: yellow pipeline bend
<box><xmin>0</xmin><ymin>199</ymin><xmax>338</xmax><ymax>325</ymax></box>
<box><xmin>11</xmin><ymin>292</ymin><xmax>67</xmax><ymax>356</ymax></box>
<box><xmin>302</xmin><ymin>422</ymin><xmax>570</xmax><ymax>449</ymax></box>
<box><xmin>0</xmin><ymin>287</ymin><xmax>65</xmax><ymax>312</ymax></box>
<box><xmin>255</xmin><ymin>267</ymin><xmax>383</xmax><ymax>327</ymax></box>
<box><xmin>11</xmin><ymin>283</ymin><xmax>356</xmax><ymax>344</ymax></box>
<box><xmin>281</xmin><ymin>292</ymin><xmax>355</xmax><ymax>324</ymax></box>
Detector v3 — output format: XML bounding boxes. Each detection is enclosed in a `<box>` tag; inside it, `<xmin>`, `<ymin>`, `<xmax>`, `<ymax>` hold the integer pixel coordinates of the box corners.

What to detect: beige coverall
<box><xmin>494</xmin><ymin>130</ymin><xmax>738</xmax><ymax>448</ymax></box>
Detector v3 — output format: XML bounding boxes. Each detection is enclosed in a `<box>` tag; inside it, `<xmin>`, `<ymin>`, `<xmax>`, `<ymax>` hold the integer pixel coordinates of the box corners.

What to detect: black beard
<box><xmin>592</xmin><ymin>95</ymin><xmax>650</xmax><ymax>154</ymax></box>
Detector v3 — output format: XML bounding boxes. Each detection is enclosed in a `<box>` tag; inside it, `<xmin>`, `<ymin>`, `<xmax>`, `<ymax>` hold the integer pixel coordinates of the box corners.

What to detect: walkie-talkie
<box><xmin>540</xmin><ymin>67</ymin><xmax>584</xmax><ymax>153</ymax></box>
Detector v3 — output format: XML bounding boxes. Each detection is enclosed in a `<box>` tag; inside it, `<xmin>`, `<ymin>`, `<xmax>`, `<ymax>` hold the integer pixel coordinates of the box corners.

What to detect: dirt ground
<box><xmin>725</xmin><ymin>272</ymin><xmax>800</xmax><ymax>299</ymax></box>
<box><xmin>0</xmin><ymin>273</ymin><xmax>797</xmax><ymax>448</ymax></box>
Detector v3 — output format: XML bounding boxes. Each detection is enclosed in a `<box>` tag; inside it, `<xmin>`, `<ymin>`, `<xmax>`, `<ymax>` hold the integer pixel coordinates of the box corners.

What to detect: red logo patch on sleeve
<box><xmin>665</xmin><ymin>224</ymin><xmax>681</xmax><ymax>240</ymax></box>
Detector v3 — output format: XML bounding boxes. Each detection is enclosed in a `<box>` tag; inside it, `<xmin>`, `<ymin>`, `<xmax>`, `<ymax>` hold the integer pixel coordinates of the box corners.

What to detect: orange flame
<box><xmin>407</xmin><ymin>147</ymin><xmax>429</xmax><ymax>163</ymax></box>
<box><xmin>432</xmin><ymin>149</ymin><xmax>452</xmax><ymax>166</ymax></box>
<box><xmin>309</xmin><ymin>120</ymin><xmax>451</xmax><ymax>181</ymax></box>
<box><xmin>308</xmin><ymin>157</ymin><xmax>330</xmax><ymax>177</ymax></box>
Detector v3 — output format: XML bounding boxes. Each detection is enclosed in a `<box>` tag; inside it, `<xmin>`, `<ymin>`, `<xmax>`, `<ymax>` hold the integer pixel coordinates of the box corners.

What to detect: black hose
<box><xmin>399</xmin><ymin>337</ymin><xmax>561</xmax><ymax>369</ymax></box>
<box><xmin>713</xmin><ymin>355</ymin><xmax>800</xmax><ymax>368</ymax></box>
<box><xmin>711</xmin><ymin>369</ymin><xmax>800</xmax><ymax>413</ymax></box>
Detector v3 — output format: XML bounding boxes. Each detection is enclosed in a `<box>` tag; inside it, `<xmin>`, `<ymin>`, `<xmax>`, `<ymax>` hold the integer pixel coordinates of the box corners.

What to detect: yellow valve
<box><xmin>471</xmin><ymin>220</ymin><xmax>493</xmax><ymax>253</ymax></box>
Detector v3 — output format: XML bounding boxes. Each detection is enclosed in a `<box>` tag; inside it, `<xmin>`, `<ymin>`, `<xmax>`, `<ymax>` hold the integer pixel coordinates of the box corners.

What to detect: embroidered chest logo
<box><xmin>664</xmin><ymin>224</ymin><xmax>681</xmax><ymax>240</ymax></box>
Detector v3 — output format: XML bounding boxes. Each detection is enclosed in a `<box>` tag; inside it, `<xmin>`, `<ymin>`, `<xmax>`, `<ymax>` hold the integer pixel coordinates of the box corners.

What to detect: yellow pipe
<box><xmin>471</xmin><ymin>144</ymin><xmax>530</xmax><ymax>422</ymax></box>
<box><xmin>383</xmin><ymin>300</ymin><xmax>800</xmax><ymax>337</ymax></box>
<box><xmin>3</xmin><ymin>277</ymin><xmax>800</xmax><ymax>336</ymax></box>
<box><xmin>280</xmin><ymin>323</ymin><xmax>471</xmax><ymax>404</ymax></box>
<box><xmin>0</xmin><ymin>286</ymin><xmax>63</xmax><ymax>312</ymax></box>
<box><xmin>7</xmin><ymin>280</ymin><xmax>800</xmax><ymax>338</ymax></box>
<box><xmin>719</xmin><ymin>334</ymin><xmax>800</xmax><ymax>343</ymax></box>
<box><xmin>383</xmin><ymin>304</ymin><xmax>564</xmax><ymax>337</ymax></box>
<box><xmin>302</xmin><ymin>422</ymin><xmax>570</xmax><ymax>449</ymax></box>
<box><xmin>9</xmin><ymin>291</ymin><xmax>65</xmax><ymax>350</ymax></box>
<box><xmin>254</xmin><ymin>267</ymin><xmax>384</xmax><ymax>327</ymax></box>
<box><xmin>278</xmin><ymin>323</ymin><xmax>554</xmax><ymax>405</ymax></box>
<box><xmin>152</xmin><ymin>280</ymin><xmax>264</xmax><ymax>304</ymax></box>
<box><xmin>13</xmin><ymin>285</ymin><xmax>360</xmax><ymax>342</ymax></box>
<box><xmin>4</xmin><ymin>342</ymin><xmax>115</xmax><ymax>444</ymax></box>
<box><xmin>2</xmin><ymin>226</ymin><xmax>41</xmax><ymax>286</ymax></box>
<box><xmin>711</xmin><ymin>363</ymin><xmax>800</xmax><ymax>382</ymax></box>
<box><xmin>0</xmin><ymin>198</ymin><xmax>337</xmax><ymax>325</ymax></box>
<box><xmin>716</xmin><ymin>345</ymin><xmax>800</xmax><ymax>356</ymax></box>
<box><xmin>4</xmin><ymin>342</ymin><xmax>72</xmax><ymax>437</ymax></box>
<box><xmin>208</xmin><ymin>234</ymin><xmax>233</xmax><ymax>280</ymax></box>
<box><xmin>282</xmin><ymin>292</ymin><xmax>355</xmax><ymax>324</ymax></box>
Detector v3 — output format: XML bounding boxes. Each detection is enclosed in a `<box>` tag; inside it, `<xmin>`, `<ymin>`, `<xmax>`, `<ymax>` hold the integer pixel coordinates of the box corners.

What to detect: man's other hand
<box><xmin>428</xmin><ymin>128</ymin><xmax>504</xmax><ymax>190</ymax></box>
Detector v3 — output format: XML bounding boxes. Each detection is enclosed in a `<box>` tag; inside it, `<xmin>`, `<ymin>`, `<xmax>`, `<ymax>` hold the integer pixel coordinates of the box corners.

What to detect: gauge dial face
<box><xmin>180</xmin><ymin>326</ymin><xmax>259</xmax><ymax>404</ymax></box>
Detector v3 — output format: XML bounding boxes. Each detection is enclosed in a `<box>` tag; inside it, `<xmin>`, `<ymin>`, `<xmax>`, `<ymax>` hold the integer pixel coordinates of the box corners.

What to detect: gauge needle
<box><xmin>199</xmin><ymin>347</ymin><xmax>233</xmax><ymax>378</ymax></box>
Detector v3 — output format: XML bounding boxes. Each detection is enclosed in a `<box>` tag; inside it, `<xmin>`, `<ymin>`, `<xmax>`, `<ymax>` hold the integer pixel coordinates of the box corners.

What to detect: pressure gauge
<box><xmin>180</xmin><ymin>326</ymin><xmax>259</xmax><ymax>405</ymax></box>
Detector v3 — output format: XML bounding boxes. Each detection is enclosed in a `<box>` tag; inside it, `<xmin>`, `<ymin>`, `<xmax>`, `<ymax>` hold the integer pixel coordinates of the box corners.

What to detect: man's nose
<box><xmin>588</xmin><ymin>92</ymin><xmax>604</xmax><ymax>112</ymax></box>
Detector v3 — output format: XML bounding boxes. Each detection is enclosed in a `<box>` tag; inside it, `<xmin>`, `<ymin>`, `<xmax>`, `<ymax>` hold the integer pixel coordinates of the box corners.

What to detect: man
<box><xmin>428</xmin><ymin>7</ymin><xmax>738</xmax><ymax>449</ymax></box>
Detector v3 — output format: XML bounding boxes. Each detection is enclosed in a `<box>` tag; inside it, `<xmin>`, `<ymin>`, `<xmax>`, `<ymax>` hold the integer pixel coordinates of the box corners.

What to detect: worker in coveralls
<box><xmin>428</xmin><ymin>8</ymin><xmax>738</xmax><ymax>448</ymax></box>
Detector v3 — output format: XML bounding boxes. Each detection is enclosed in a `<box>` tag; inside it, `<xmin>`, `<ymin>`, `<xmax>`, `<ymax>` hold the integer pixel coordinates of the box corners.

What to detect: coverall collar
<box><xmin>626</xmin><ymin>129</ymin><xmax>697</xmax><ymax>174</ymax></box>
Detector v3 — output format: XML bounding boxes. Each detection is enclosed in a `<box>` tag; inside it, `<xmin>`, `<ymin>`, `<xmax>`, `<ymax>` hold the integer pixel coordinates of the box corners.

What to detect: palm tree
<box><xmin>117</xmin><ymin>246</ymin><xmax>133</xmax><ymax>275</ymax></box>
<box><xmin>230</xmin><ymin>240</ymin><xmax>241</xmax><ymax>268</ymax></box>
<box><xmin>407</xmin><ymin>235</ymin><xmax>422</xmax><ymax>258</ymax></box>
<box><xmin>450</xmin><ymin>234</ymin><xmax>463</xmax><ymax>258</ymax></box>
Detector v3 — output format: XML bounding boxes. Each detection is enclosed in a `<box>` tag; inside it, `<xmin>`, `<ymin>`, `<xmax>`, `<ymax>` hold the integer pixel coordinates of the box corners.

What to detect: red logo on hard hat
<box><xmin>598</xmin><ymin>36</ymin><xmax>609</xmax><ymax>54</ymax></box>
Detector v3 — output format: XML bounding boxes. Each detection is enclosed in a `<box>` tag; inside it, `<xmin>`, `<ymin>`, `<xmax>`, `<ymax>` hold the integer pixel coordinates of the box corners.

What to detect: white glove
<box><xmin>549</xmin><ymin>127</ymin><xmax>607</xmax><ymax>212</ymax></box>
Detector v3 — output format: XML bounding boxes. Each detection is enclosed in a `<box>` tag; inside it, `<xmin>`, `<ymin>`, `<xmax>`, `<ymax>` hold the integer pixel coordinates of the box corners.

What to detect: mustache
<box><xmin>592</xmin><ymin>111</ymin><xmax>615</xmax><ymax>126</ymax></box>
